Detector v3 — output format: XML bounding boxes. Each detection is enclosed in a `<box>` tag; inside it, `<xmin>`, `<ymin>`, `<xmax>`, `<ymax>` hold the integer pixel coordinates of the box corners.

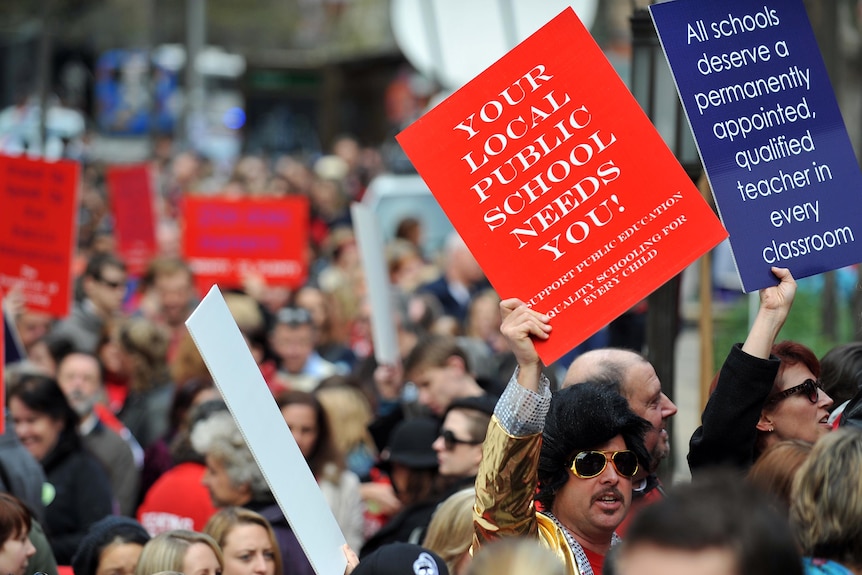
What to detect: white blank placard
<box><xmin>186</xmin><ymin>286</ymin><xmax>347</xmax><ymax>575</ymax></box>
<box><xmin>350</xmin><ymin>202</ymin><xmax>400</xmax><ymax>365</ymax></box>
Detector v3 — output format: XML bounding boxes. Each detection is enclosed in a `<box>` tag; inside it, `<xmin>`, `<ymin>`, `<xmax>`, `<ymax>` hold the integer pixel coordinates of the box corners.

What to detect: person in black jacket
<box><xmin>688</xmin><ymin>267</ymin><xmax>834</xmax><ymax>475</ymax></box>
<box><xmin>8</xmin><ymin>374</ymin><xmax>114</xmax><ymax>565</ymax></box>
<box><xmin>360</xmin><ymin>417</ymin><xmax>452</xmax><ymax>558</ymax></box>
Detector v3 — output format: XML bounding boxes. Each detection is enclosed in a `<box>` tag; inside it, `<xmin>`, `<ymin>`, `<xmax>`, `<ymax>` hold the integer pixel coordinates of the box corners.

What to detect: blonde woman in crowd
<box><xmin>314</xmin><ymin>379</ymin><xmax>378</xmax><ymax>480</ymax></box>
<box><xmin>313</xmin><ymin>378</ymin><xmax>402</xmax><ymax>539</ymax></box>
<box><xmin>134</xmin><ymin>530</ymin><xmax>222</xmax><ymax>575</ymax></box>
<box><xmin>422</xmin><ymin>488</ymin><xmax>475</xmax><ymax>575</ymax></box>
<box><xmin>204</xmin><ymin>507</ymin><xmax>282</xmax><ymax>575</ymax></box>
<box><xmin>791</xmin><ymin>427</ymin><xmax>862</xmax><ymax>574</ymax></box>
<box><xmin>746</xmin><ymin>439</ymin><xmax>812</xmax><ymax>516</ymax></box>
<box><xmin>467</xmin><ymin>538</ymin><xmax>565</xmax><ymax>575</ymax></box>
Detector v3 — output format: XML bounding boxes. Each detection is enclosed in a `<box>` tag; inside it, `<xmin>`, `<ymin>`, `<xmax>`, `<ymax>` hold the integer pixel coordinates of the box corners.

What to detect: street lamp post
<box><xmin>184</xmin><ymin>0</ymin><xmax>206</xmax><ymax>148</ymax></box>
<box><xmin>629</xmin><ymin>7</ymin><xmax>702</xmax><ymax>478</ymax></box>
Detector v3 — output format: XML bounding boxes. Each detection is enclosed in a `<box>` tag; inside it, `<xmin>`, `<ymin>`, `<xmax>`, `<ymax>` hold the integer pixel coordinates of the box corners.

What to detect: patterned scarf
<box><xmin>543</xmin><ymin>511</ymin><xmax>621</xmax><ymax>575</ymax></box>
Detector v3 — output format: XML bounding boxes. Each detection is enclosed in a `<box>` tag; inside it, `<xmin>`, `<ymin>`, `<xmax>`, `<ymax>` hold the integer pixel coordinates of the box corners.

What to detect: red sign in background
<box><xmin>0</xmin><ymin>289</ymin><xmax>5</xmax><ymax>434</ymax></box>
<box><xmin>0</xmin><ymin>155</ymin><xmax>79</xmax><ymax>317</ymax></box>
<box><xmin>106</xmin><ymin>164</ymin><xmax>158</xmax><ymax>277</ymax></box>
<box><xmin>397</xmin><ymin>8</ymin><xmax>727</xmax><ymax>363</ymax></box>
<box><xmin>182</xmin><ymin>196</ymin><xmax>310</xmax><ymax>295</ymax></box>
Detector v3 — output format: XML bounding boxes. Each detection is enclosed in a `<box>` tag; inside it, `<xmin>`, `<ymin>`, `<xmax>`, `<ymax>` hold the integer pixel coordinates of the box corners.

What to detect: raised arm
<box><xmin>473</xmin><ymin>298</ymin><xmax>552</xmax><ymax>548</ymax></box>
<box><xmin>688</xmin><ymin>267</ymin><xmax>795</xmax><ymax>473</ymax></box>
<box><xmin>741</xmin><ymin>266</ymin><xmax>796</xmax><ymax>359</ymax></box>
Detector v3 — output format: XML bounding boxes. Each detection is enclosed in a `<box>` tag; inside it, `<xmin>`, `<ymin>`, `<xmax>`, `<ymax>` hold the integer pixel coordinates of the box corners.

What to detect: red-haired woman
<box><xmin>689</xmin><ymin>267</ymin><xmax>834</xmax><ymax>474</ymax></box>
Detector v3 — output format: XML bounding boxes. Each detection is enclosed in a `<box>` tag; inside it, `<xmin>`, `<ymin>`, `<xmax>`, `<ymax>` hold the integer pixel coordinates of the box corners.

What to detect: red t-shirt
<box><xmin>137</xmin><ymin>462</ymin><xmax>217</xmax><ymax>534</ymax></box>
<box><xmin>583</xmin><ymin>547</ymin><xmax>605</xmax><ymax>575</ymax></box>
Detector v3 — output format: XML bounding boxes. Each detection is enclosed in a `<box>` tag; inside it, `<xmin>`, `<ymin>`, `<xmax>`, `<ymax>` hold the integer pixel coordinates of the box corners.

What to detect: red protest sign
<box><xmin>396</xmin><ymin>8</ymin><xmax>727</xmax><ymax>363</ymax></box>
<box><xmin>182</xmin><ymin>196</ymin><xmax>309</xmax><ymax>294</ymax></box>
<box><xmin>106</xmin><ymin>164</ymin><xmax>157</xmax><ymax>277</ymax></box>
<box><xmin>0</xmin><ymin>155</ymin><xmax>79</xmax><ymax>317</ymax></box>
<box><xmin>0</xmin><ymin>288</ymin><xmax>4</xmax><ymax>434</ymax></box>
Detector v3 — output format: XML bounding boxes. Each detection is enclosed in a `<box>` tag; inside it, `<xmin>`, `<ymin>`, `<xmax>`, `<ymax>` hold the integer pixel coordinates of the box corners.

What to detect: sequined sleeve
<box><xmin>494</xmin><ymin>367</ymin><xmax>552</xmax><ymax>437</ymax></box>
<box><xmin>473</xmin><ymin>415</ymin><xmax>543</xmax><ymax>550</ymax></box>
<box><xmin>473</xmin><ymin>369</ymin><xmax>550</xmax><ymax>553</ymax></box>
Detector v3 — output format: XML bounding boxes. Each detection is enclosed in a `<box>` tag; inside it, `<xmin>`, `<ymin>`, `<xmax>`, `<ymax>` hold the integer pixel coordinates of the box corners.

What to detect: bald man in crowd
<box><xmin>563</xmin><ymin>348</ymin><xmax>677</xmax><ymax>530</ymax></box>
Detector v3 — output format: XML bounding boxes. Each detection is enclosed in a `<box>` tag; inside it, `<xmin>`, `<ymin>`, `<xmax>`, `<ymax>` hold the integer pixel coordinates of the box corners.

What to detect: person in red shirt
<box><xmin>136</xmin><ymin>400</ymin><xmax>224</xmax><ymax>534</ymax></box>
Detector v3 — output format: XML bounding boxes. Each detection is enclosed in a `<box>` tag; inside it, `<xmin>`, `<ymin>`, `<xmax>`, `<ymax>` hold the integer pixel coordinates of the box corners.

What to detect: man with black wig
<box><xmin>472</xmin><ymin>299</ymin><xmax>650</xmax><ymax>575</ymax></box>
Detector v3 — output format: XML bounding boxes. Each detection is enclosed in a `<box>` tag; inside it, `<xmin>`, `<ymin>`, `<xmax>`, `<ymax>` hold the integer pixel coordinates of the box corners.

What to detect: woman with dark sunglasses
<box><xmin>689</xmin><ymin>267</ymin><xmax>833</xmax><ymax>475</ymax></box>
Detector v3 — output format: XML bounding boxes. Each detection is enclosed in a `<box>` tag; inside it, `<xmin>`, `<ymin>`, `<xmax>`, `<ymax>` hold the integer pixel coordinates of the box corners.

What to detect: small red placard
<box><xmin>106</xmin><ymin>164</ymin><xmax>158</xmax><ymax>277</ymax></box>
<box><xmin>0</xmin><ymin>155</ymin><xmax>79</xmax><ymax>317</ymax></box>
<box><xmin>182</xmin><ymin>196</ymin><xmax>310</xmax><ymax>294</ymax></box>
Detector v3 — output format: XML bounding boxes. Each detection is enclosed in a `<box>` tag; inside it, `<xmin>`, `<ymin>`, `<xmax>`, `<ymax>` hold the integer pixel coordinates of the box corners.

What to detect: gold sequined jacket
<box><xmin>472</xmin><ymin>415</ymin><xmax>583</xmax><ymax>575</ymax></box>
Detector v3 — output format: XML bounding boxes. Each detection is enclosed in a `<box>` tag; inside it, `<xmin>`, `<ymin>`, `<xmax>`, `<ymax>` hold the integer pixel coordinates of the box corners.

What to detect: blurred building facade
<box><xmin>1</xmin><ymin>0</ymin><xmax>860</xmax><ymax>164</ymax></box>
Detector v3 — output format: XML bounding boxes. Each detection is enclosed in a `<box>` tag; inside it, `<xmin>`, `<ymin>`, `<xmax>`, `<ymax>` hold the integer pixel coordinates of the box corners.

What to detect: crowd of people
<box><xmin>3</xmin><ymin>137</ymin><xmax>862</xmax><ymax>575</ymax></box>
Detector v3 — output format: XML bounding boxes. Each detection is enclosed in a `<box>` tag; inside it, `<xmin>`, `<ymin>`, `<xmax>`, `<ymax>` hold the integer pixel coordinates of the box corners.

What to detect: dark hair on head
<box><xmin>57</xmin><ymin>351</ymin><xmax>106</xmax><ymax>386</ymax></box>
<box><xmin>403</xmin><ymin>293</ymin><xmax>444</xmax><ymax>334</ymax></box>
<box><xmin>7</xmin><ymin>374</ymin><xmax>79</xmax><ymax>436</ymax></box>
<box><xmin>395</xmin><ymin>217</ymin><xmax>421</xmax><ymax>242</ymax></box>
<box><xmin>72</xmin><ymin>516</ymin><xmax>150</xmax><ymax>575</ymax></box>
<box><xmin>275</xmin><ymin>390</ymin><xmax>342</xmax><ymax>479</ymax></box>
<box><xmin>403</xmin><ymin>335</ymin><xmax>471</xmax><ymax>378</ymax></box>
<box><xmin>169</xmin><ymin>398</ymin><xmax>228</xmax><ymax>464</ymax></box>
<box><xmin>819</xmin><ymin>342</ymin><xmax>862</xmax><ymax>408</ymax></box>
<box><xmin>536</xmin><ymin>381</ymin><xmax>649</xmax><ymax>510</ymax></box>
<box><xmin>394</xmin><ymin>468</ymin><xmax>444</xmax><ymax>508</ymax></box>
<box><xmin>168</xmin><ymin>377</ymin><xmax>216</xmax><ymax>433</ymax></box>
<box><xmin>47</xmin><ymin>337</ymin><xmax>79</xmax><ymax>369</ymax></box>
<box><xmin>620</xmin><ymin>470</ymin><xmax>802</xmax><ymax>575</ymax></box>
<box><xmin>0</xmin><ymin>493</ymin><xmax>31</xmax><ymax>547</ymax></box>
<box><xmin>443</xmin><ymin>395</ymin><xmax>497</xmax><ymax>443</ymax></box>
<box><xmin>84</xmin><ymin>252</ymin><xmax>126</xmax><ymax>280</ymax></box>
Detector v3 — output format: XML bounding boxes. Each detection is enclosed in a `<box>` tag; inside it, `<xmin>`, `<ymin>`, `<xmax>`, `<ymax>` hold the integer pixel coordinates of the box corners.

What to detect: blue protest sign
<box><xmin>650</xmin><ymin>0</ymin><xmax>862</xmax><ymax>292</ymax></box>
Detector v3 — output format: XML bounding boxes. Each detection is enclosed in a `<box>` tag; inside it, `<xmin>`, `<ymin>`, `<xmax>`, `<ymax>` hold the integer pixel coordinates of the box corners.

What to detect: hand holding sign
<box><xmin>499</xmin><ymin>298</ymin><xmax>551</xmax><ymax>392</ymax></box>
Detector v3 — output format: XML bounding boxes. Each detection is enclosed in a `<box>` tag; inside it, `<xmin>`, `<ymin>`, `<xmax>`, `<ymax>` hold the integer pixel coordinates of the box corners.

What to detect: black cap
<box><xmin>353</xmin><ymin>543</ymin><xmax>449</xmax><ymax>575</ymax></box>
<box><xmin>443</xmin><ymin>394</ymin><xmax>497</xmax><ymax>419</ymax></box>
<box><xmin>72</xmin><ymin>516</ymin><xmax>151</xmax><ymax>575</ymax></box>
<box><xmin>381</xmin><ymin>417</ymin><xmax>439</xmax><ymax>470</ymax></box>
